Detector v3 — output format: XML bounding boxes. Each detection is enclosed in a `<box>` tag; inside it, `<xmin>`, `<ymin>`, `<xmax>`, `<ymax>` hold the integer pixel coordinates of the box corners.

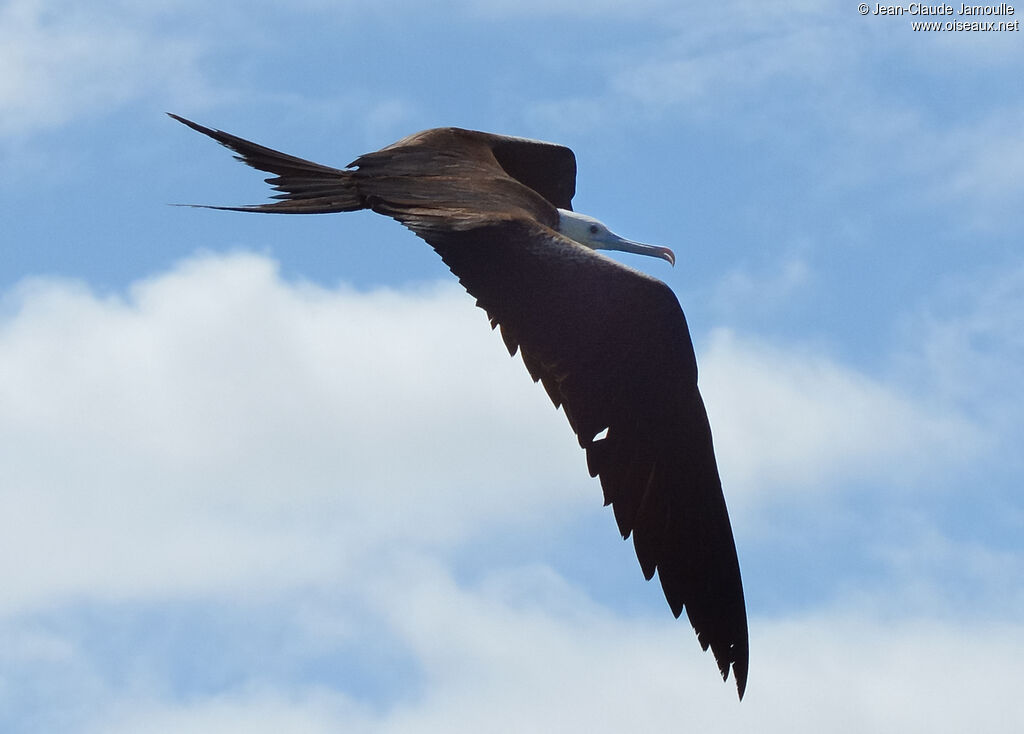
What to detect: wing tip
<box><xmin>734</xmin><ymin>659</ymin><xmax>748</xmax><ymax>700</ymax></box>
<box><xmin>708</xmin><ymin>633</ymin><xmax>749</xmax><ymax>700</ymax></box>
<box><xmin>726</xmin><ymin>652</ymin><xmax>749</xmax><ymax>700</ymax></box>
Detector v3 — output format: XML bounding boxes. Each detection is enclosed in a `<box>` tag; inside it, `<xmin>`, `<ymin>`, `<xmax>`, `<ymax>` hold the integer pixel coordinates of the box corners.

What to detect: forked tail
<box><xmin>169</xmin><ymin>113</ymin><xmax>364</xmax><ymax>214</ymax></box>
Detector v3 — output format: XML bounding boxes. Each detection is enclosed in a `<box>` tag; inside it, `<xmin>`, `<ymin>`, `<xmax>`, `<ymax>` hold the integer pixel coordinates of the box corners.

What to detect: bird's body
<box><xmin>171</xmin><ymin>115</ymin><xmax>748</xmax><ymax>697</ymax></box>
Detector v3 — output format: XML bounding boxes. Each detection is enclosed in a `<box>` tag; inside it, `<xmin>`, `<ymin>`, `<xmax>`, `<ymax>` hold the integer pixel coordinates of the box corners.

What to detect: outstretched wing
<box><xmin>394</xmin><ymin>213</ymin><xmax>749</xmax><ymax>698</ymax></box>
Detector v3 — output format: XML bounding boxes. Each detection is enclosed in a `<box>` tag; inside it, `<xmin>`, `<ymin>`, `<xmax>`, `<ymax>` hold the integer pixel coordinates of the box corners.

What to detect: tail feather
<box><xmin>169</xmin><ymin>113</ymin><xmax>364</xmax><ymax>214</ymax></box>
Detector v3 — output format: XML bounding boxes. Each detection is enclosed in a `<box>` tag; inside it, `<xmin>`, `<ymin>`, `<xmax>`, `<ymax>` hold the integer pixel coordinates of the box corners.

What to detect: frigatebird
<box><xmin>170</xmin><ymin>114</ymin><xmax>749</xmax><ymax>698</ymax></box>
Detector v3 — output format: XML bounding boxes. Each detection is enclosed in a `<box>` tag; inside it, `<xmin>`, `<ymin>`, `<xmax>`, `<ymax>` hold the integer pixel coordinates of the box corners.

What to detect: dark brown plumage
<box><xmin>171</xmin><ymin>114</ymin><xmax>749</xmax><ymax>698</ymax></box>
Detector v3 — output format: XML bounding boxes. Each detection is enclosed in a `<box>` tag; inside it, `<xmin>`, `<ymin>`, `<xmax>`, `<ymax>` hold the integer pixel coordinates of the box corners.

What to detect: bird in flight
<box><xmin>171</xmin><ymin>114</ymin><xmax>748</xmax><ymax>698</ymax></box>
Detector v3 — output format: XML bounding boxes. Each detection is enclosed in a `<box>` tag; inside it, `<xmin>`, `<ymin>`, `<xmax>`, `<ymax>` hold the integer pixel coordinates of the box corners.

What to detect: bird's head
<box><xmin>556</xmin><ymin>209</ymin><xmax>675</xmax><ymax>266</ymax></box>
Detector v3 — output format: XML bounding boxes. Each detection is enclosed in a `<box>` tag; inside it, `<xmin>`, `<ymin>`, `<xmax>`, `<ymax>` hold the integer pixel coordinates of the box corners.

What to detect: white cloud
<box><xmin>0</xmin><ymin>252</ymin><xmax>992</xmax><ymax>615</ymax></box>
<box><xmin>1</xmin><ymin>252</ymin><xmax>1019</xmax><ymax>733</ymax></box>
<box><xmin>11</xmin><ymin>561</ymin><xmax>1024</xmax><ymax>733</ymax></box>
<box><xmin>699</xmin><ymin>328</ymin><xmax>983</xmax><ymax>498</ymax></box>
<box><xmin>344</xmin><ymin>568</ymin><xmax>1024</xmax><ymax>731</ymax></box>
<box><xmin>0</xmin><ymin>252</ymin><xmax>588</xmax><ymax>613</ymax></box>
<box><xmin>0</xmin><ymin>0</ymin><xmax>209</xmax><ymax>137</ymax></box>
<box><xmin>89</xmin><ymin>689</ymin><xmax>370</xmax><ymax>734</ymax></box>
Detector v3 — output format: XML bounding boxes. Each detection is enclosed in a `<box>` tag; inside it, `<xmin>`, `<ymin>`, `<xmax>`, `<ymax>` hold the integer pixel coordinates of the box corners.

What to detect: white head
<box><xmin>556</xmin><ymin>208</ymin><xmax>675</xmax><ymax>266</ymax></box>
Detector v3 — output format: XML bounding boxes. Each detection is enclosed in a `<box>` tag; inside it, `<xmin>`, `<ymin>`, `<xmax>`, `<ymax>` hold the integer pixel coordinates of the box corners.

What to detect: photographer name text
<box><xmin>869</xmin><ymin>3</ymin><xmax>1013</xmax><ymax>14</ymax></box>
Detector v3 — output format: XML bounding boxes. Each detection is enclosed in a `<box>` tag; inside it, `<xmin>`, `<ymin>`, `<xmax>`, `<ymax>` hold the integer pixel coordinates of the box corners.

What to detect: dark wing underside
<box><xmin>385</xmin><ymin>212</ymin><xmax>749</xmax><ymax>697</ymax></box>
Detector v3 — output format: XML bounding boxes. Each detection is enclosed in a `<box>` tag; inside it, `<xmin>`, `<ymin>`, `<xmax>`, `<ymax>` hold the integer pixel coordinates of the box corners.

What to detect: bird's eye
<box><xmin>589</xmin><ymin>224</ymin><xmax>599</xmax><ymax>234</ymax></box>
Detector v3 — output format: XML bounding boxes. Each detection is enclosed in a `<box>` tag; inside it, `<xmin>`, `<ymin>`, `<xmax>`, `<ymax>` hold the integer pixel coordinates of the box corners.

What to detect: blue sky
<box><xmin>2</xmin><ymin>0</ymin><xmax>1022</xmax><ymax>730</ymax></box>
